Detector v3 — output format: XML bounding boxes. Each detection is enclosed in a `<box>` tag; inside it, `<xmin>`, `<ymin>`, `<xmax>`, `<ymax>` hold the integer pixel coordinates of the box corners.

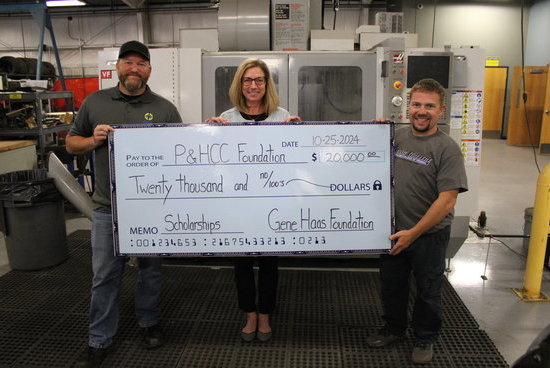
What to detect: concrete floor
<box><xmin>446</xmin><ymin>138</ymin><xmax>550</xmax><ymax>365</ymax></box>
<box><xmin>1</xmin><ymin>138</ymin><xmax>549</xmax><ymax>366</ymax></box>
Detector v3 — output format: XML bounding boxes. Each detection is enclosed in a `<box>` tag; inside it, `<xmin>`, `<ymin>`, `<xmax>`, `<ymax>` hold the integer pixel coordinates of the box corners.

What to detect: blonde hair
<box><xmin>228</xmin><ymin>58</ymin><xmax>280</xmax><ymax>115</ymax></box>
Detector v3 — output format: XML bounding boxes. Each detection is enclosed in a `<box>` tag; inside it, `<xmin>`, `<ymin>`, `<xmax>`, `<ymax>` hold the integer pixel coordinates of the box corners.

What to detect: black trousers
<box><xmin>234</xmin><ymin>257</ymin><xmax>279</xmax><ymax>314</ymax></box>
<box><xmin>379</xmin><ymin>226</ymin><xmax>450</xmax><ymax>343</ymax></box>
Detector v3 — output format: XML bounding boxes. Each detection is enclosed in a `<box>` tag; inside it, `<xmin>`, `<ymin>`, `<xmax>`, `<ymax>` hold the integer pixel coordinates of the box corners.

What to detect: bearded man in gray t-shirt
<box><xmin>367</xmin><ymin>79</ymin><xmax>468</xmax><ymax>364</ymax></box>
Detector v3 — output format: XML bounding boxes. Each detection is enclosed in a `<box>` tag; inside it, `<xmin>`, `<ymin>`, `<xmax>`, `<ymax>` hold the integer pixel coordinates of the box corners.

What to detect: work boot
<box><xmin>366</xmin><ymin>327</ymin><xmax>405</xmax><ymax>347</ymax></box>
<box><xmin>74</xmin><ymin>346</ymin><xmax>107</xmax><ymax>368</ymax></box>
<box><xmin>142</xmin><ymin>324</ymin><xmax>164</xmax><ymax>349</ymax></box>
<box><xmin>411</xmin><ymin>341</ymin><xmax>434</xmax><ymax>364</ymax></box>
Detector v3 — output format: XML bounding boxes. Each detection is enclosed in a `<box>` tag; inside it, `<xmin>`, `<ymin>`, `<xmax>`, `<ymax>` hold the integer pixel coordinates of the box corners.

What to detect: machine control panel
<box><xmin>391</xmin><ymin>96</ymin><xmax>403</xmax><ymax>106</ymax></box>
<box><xmin>404</xmin><ymin>52</ymin><xmax>453</xmax><ymax>125</ymax></box>
<box><xmin>378</xmin><ymin>49</ymin><xmax>408</xmax><ymax>123</ymax></box>
<box><xmin>377</xmin><ymin>48</ymin><xmax>453</xmax><ymax>125</ymax></box>
<box><xmin>392</xmin><ymin>80</ymin><xmax>403</xmax><ymax>90</ymax></box>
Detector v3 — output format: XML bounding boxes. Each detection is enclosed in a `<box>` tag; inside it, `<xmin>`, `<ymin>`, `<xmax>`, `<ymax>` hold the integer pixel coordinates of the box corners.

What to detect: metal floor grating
<box><xmin>0</xmin><ymin>230</ymin><xmax>508</xmax><ymax>368</ymax></box>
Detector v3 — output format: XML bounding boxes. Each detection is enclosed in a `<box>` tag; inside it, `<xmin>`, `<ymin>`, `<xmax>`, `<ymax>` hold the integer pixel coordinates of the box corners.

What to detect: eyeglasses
<box><xmin>242</xmin><ymin>77</ymin><xmax>266</xmax><ymax>86</ymax></box>
<box><xmin>120</xmin><ymin>60</ymin><xmax>150</xmax><ymax>69</ymax></box>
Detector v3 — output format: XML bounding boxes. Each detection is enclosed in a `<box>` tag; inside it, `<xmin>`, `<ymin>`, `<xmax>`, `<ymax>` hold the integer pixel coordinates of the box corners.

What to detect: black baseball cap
<box><xmin>118</xmin><ymin>40</ymin><xmax>150</xmax><ymax>61</ymax></box>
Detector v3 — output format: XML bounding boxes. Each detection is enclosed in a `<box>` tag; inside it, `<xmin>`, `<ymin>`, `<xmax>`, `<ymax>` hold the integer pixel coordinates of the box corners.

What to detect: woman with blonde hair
<box><xmin>207</xmin><ymin>58</ymin><xmax>300</xmax><ymax>342</ymax></box>
<box><xmin>207</xmin><ymin>58</ymin><xmax>300</xmax><ymax>123</ymax></box>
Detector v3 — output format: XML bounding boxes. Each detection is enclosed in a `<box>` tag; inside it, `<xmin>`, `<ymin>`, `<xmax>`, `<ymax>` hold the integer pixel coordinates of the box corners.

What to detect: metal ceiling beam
<box><xmin>121</xmin><ymin>0</ymin><xmax>147</xmax><ymax>8</ymax></box>
<box><xmin>0</xmin><ymin>3</ymin><xmax>47</xmax><ymax>11</ymax></box>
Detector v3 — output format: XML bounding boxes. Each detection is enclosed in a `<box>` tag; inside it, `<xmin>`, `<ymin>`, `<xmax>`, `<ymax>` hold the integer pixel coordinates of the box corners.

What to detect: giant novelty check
<box><xmin>109</xmin><ymin>122</ymin><xmax>394</xmax><ymax>256</ymax></box>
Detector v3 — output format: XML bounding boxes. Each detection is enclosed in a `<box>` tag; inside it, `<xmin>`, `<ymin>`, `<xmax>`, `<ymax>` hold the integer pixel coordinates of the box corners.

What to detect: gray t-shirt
<box><xmin>69</xmin><ymin>86</ymin><xmax>182</xmax><ymax>211</ymax></box>
<box><xmin>394</xmin><ymin>126</ymin><xmax>468</xmax><ymax>233</ymax></box>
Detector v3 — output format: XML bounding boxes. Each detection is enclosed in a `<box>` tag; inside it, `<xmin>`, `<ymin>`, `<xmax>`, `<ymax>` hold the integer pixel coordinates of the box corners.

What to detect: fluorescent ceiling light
<box><xmin>46</xmin><ymin>0</ymin><xmax>87</xmax><ymax>6</ymax></box>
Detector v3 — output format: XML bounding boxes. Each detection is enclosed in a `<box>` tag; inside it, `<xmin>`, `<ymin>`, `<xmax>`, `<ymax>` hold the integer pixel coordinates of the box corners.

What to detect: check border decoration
<box><xmin>109</xmin><ymin>121</ymin><xmax>395</xmax><ymax>257</ymax></box>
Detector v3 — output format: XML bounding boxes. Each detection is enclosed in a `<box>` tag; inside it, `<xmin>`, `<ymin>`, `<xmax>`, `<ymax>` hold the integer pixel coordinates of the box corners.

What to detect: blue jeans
<box><xmin>379</xmin><ymin>226</ymin><xmax>450</xmax><ymax>343</ymax></box>
<box><xmin>89</xmin><ymin>210</ymin><xmax>162</xmax><ymax>348</ymax></box>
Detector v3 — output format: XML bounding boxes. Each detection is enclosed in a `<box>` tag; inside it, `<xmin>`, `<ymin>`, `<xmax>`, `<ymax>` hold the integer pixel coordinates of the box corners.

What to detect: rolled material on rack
<box><xmin>0</xmin><ymin>56</ymin><xmax>56</xmax><ymax>80</ymax></box>
<box><xmin>218</xmin><ymin>0</ymin><xmax>270</xmax><ymax>51</ymax></box>
<box><xmin>47</xmin><ymin>152</ymin><xmax>93</xmax><ymax>220</ymax></box>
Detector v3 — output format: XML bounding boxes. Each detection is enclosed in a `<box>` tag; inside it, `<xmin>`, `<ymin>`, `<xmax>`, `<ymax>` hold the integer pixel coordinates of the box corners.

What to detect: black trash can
<box><xmin>0</xmin><ymin>169</ymin><xmax>68</xmax><ymax>270</ymax></box>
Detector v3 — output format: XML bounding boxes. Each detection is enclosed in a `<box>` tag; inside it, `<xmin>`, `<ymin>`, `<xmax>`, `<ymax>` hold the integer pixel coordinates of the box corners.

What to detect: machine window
<box><xmin>297</xmin><ymin>66</ymin><xmax>362</xmax><ymax>121</ymax></box>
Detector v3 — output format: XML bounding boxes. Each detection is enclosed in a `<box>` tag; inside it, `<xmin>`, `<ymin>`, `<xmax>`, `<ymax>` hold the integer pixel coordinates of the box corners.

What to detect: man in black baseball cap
<box><xmin>118</xmin><ymin>40</ymin><xmax>150</xmax><ymax>61</ymax></box>
<box><xmin>115</xmin><ymin>40</ymin><xmax>152</xmax><ymax>95</ymax></box>
<box><xmin>69</xmin><ymin>38</ymin><xmax>181</xmax><ymax>367</ymax></box>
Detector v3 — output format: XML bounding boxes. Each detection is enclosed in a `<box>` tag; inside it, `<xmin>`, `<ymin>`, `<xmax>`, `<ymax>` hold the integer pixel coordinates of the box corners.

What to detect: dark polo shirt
<box><xmin>69</xmin><ymin>85</ymin><xmax>182</xmax><ymax>211</ymax></box>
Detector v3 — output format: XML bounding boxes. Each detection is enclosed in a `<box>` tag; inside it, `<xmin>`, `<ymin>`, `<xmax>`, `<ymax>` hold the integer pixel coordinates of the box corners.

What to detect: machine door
<box><xmin>202</xmin><ymin>54</ymin><xmax>289</xmax><ymax>121</ymax></box>
<box><xmin>288</xmin><ymin>53</ymin><xmax>377</xmax><ymax>121</ymax></box>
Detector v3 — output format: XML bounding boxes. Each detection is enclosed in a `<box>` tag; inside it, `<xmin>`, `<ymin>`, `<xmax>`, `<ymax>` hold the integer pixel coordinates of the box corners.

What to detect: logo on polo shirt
<box><xmin>144</xmin><ymin>113</ymin><xmax>153</xmax><ymax>121</ymax></box>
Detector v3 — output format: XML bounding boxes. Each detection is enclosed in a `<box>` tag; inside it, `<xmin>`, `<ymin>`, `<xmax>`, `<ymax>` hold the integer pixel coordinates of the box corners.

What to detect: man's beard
<box><xmin>411</xmin><ymin>114</ymin><xmax>435</xmax><ymax>133</ymax></box>
<box><xmin>120</xmin><ymin>73</ymin><xmax>147</xmax><ymax>93</ymax></box>
<box><xmin>412</xmin><ymin>121</ymin><xmax>431</xmax><ymax>133</ymax></box>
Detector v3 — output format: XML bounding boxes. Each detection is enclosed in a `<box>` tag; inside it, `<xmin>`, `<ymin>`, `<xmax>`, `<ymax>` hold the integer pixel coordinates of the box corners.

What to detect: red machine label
<box><xmin>393</xmin><ymin>54</ymin><xmax>404</xmax><ymax>64</ymax></box>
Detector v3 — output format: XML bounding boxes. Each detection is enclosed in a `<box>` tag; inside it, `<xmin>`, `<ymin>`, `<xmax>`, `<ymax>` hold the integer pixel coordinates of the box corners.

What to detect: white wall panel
<box><xmin>0</xmin><ymin>11</ymin><xmax>216</xmax><ymax>77</ymax></box>
<box><xmin>416</xmin><ymin>4</ymin><xmax>523</xmax><ymax>68</ymax></box>
<box><xmin>0</xmin><ymin>19</ymin><xmax>26</xmax><ymax>52</ymax></box>
<box><xmin>526</xmin><ymin>0</ymin><xmax>550</xmax><ymax>65</ymax></box>
<box><xmin>149</xmin><ymin>11</ymin><xmax>217</xmax><ymax>45</ymax></box>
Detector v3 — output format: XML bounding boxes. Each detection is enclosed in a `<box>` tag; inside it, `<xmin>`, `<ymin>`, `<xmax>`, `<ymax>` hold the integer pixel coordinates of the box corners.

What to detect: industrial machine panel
<box><xmin>288</xmin><ymin>52</ymin><xmax>377</xmax><ymax>122</ymax></box>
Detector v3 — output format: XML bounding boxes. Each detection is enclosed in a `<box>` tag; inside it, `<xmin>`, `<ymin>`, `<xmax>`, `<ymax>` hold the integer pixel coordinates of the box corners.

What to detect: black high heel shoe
<box><xmin>257</xmin><ymin>330</ymin><xmax>272</xmax><ymax>342</ymax></box>
<box><xmin>241</xmin><ymin>330</ymin><xmax>256</xmax><ymax>342</ymax></box>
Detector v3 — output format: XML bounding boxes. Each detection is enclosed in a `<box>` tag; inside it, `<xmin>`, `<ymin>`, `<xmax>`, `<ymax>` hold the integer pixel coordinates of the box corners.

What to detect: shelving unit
<box><xmin>0</xmin><ymin>91</ymin><xmax>74</xmax><ymax>168</ymax></box>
